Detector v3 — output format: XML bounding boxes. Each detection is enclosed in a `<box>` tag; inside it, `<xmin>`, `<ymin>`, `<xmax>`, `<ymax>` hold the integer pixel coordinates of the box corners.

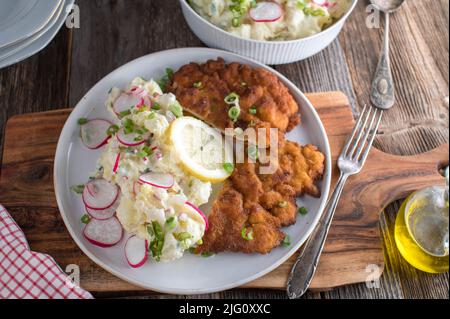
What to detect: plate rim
<box><xmin>54</xmin><ymin>47</ymin><xmax>332</xmax><ymax>295</ymax></box>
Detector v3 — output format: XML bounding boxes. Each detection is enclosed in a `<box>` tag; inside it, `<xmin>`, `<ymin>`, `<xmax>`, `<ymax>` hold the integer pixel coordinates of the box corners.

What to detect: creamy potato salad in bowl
<box><xmin>189</xmin><ymin>0</ymin><xmax>352</xmax><ymax>41</ymax></box>
<box><xmin>72</xmin><ymin>74</ymin><xmax>232</xmax><ymax>266</ymax></box>
<box><xmin>179</xmin><ymin>0</ymin><xmax>357</xmax><ymax>64</ymax></box>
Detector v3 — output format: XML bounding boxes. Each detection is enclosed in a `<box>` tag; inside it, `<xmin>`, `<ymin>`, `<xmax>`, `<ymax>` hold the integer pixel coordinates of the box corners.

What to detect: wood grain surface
<box><xmin>0</xmin><ymin>92</ymin><xmax>447</xmax><ymax>296</ymax></box>
<box><xmin>0</xmin><ymin>0</ymin><xmax>448</xmax><ymax>299</ymax></box>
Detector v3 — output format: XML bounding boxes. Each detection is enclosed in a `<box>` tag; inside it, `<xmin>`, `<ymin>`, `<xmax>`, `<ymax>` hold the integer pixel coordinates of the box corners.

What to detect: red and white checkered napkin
<box><xmin>0</xmin><ymin>205</ymin><xmax>93</xmax><ymax>299</ymax></box>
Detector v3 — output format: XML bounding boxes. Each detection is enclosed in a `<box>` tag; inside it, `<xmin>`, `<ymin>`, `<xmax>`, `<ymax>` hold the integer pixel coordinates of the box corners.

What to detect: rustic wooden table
<box><xmin>0</xmin><ymin>0</ymin><xmax>448</xmax><ymax>299</ymax></box>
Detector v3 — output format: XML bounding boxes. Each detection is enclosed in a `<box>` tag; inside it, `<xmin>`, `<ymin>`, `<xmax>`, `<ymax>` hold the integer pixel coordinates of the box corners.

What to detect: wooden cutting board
<box><xmin>0</xmin><ymin>91</ymin><xmax>447</xmax><ymax>294</ymax></box>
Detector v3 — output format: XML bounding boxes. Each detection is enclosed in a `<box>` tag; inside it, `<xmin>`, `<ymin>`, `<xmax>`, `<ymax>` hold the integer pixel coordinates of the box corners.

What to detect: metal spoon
<box><xmin>369</xmin><ymin>0</ymin><xmax>405</xmax><ymax>109</ymax></box>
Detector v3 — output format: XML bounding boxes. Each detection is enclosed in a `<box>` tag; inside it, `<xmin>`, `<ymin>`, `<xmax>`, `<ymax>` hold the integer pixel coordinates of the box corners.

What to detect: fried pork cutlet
<box><xmin>197</xmin><ymin>140</ymin><xmax>325</xmax><ymax>255</ymax></box>
<box><xmin>167</xmin><ymin>58</ymin><xmax>301</xmax><ymax>134</ymax></box>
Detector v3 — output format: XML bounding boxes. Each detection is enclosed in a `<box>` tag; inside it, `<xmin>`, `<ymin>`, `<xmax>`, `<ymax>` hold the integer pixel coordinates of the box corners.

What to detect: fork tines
<box><xmin>341</xmin><ymin>105</ymin><xmax>383</xmax><ymax>165</ymax></box>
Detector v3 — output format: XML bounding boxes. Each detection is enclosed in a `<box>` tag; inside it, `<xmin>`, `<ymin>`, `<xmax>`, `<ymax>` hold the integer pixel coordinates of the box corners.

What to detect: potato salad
<box><xmin>76</xmin><ymin>73</ymin><xmax>223</xmax><ymax>264</ymax></box>
<box><xmin>189</xmin><ymin>0</ymin><xmax>353</xmax><ymax>41</ymax></box>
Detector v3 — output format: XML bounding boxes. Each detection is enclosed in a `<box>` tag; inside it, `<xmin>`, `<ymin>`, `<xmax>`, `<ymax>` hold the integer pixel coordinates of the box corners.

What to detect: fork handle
<box><xmin>287</xmin><ymin>172</ymin><xmax>349</xmax><ymax>299</ymax></box>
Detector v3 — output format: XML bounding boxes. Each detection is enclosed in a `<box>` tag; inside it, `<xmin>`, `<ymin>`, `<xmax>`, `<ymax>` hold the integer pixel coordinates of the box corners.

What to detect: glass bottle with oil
<box><xmin>395</xmin><ymin>167</ymin><xmax>449</xmax><ymax>273</ymax></box>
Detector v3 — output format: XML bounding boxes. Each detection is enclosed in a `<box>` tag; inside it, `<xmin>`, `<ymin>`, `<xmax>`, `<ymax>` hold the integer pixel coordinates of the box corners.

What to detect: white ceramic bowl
<box><xmin>54</xmin><ymin>48</ymin><xmax>332</xmax><ymax>294</ymax></box>
<box><xmin>180</xmin><ymin>0</ymin><xmax>358</xmax><ymax>65</ymax></box>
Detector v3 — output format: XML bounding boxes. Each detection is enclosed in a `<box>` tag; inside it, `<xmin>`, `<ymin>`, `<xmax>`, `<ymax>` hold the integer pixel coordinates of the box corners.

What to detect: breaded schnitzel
<box><xmin>197</xmin><ymin>140</ymin><xmax>325</xmax><ymax>255</ymax></box>
<box><xmin>168</xmin><ymin>59</ymin><xmax>325</xmax><ymax>255</ymax></box>
<box><xmin>167</xmin><ymin>58</ymin><xmax>300</xmax><ymax>134</ymax></box>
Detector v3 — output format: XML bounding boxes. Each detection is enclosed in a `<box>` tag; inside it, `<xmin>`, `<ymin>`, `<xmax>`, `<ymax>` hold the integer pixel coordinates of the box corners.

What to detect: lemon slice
<box><xmin>168</xmin><ymin>117</ymin><xmax>233</xmax><ymax>183</ymax></box>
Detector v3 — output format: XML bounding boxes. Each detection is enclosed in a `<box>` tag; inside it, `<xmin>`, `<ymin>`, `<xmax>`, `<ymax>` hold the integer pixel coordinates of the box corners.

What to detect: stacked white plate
<box><xmin>0</xmin><ymin>0</ymin><xmax>75</xmax><ymax>69</ymax></box>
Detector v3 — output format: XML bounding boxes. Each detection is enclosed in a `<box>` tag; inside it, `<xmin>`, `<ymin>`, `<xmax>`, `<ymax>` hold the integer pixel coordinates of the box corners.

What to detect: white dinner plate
<box><xmin>0</xmin><ymin>0</ymin><xmax>74</xmax><ymax>70</ymax></box>
<box><xmin>0</xmin><ymin>0</ymin><xmax>64</xmax><ymax>61</ymax></box>
<box><xmin>54</xmin><ymin>48</ymin><xmax>332</xmax><ymax>295</ymax></box>
<box><xmin>0</xmin><ymin>0</ymin><xmax>62</xmax><ymax>48</ymax></box>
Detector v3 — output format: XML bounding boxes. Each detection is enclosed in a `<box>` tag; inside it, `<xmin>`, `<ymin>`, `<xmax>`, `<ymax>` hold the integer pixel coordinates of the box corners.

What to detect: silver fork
<box><xmin>286</xmin><ymin>1</ymin><xmax>396</xmax><ymax>296</ymax></box>
<box><xmin>286</xmin><ymin>105</ymin><xmax>384</xmax><ymax>299</ymax></box>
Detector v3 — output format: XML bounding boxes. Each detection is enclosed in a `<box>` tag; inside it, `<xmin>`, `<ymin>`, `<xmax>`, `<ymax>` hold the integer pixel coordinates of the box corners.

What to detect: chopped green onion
<box><xmin>147</xmin><ymin>224</ymin><xmax>154</xmax><ymax>237</ymax></box>
<box><xmin>142</xmin><ymin>146</ymin><xmax>153</xmax><ymax>156</ymax></box>
<box><xmin>223</xmin><ymin>163</ymin><xmax>234</xmax><ymax>174</ymax></box>
<box><xmin>296</xmin><ymin>0</ymin><xmax>306</xmax><ymax>10</ymax></box>
<box><xmin>147</xmin><ymin>111</ymin><xmax>156</xmax><ymax>120</ymax></box>
<box><xmin>166</xmin><ymin>68</ymin><xmax>174</xmax><ymax>79</ymax></box>
<box><xmin>247</xmin><ymin>144</ymin><xmax>259</xmax><ymax>161</ymax></box>
<box><xmin>81</xmin><ymin>214</ymin><xmax>90</xmax><ymax>224</ymax></box>
<box><xmin>169</xmin><ymin>102</ymin><xmax>183</xmax><ymax>118</ymax></box>
<box><xmin>228</xmin><ymin>106</ymin><xmax>241</xmax><ymax>122</ymax></box>
<box><xmin>282</xmin><ymin>234</ymin><xmax>291</xmax><ymax>247</ymax></box>
<box><xmin>149</xmin><ymin>221</ymin><xmax>165</xmax><ymax>261</ymax></box>
<box><xmin>123</xmin><ymin>118</ymin><xmax>135</xmax><ymax>134</ymax></box>
<box><xmin>119</xmin><ymin>110</ymin><xmax>131</xmax><ymax>118</ymax></box>
<box><xmin>174</xmin><ymin>232</ymin><xmax>192</xmax><ymax>241</ymax></box>
<box><xmin>165</xmin><ymin>216</ymin><xmax>177</xmax><ymax>231</ymax></box>
<box><xmin>193</xmin><ymin>81</ymin><xmax>202</xmax><ymax>88</ymax></box>
<box><xmin>107</xmin><ymin>124</ymin><xmax>120</xmax><ymax>136</ymax></box>
<box><xmin>232</xmin><ymin>17</ymin><xmax>241</xmax><ymax>27</ymax></box>
<box><xmin>249</xmin><ymin>106</ymin><xmax>257</xmax><ymax>115</ymax></box>
<box><xmin>224</xmin><ymin>92</ymin><xmax>239</xmax><ymax>105</ymax></box>
<box><xmin>157</xmin><ymin>68</ymin><xmax>174</xmax><ymax>92</ymax></box>
<box><xmin>298</xmin><ymin>206</ymin><xmax>308</xmax><ymax>215</ymax></box>
<box><xmin>78</xmin><ymin>118</ymin><xmax>88</xmax><ymax>125</ymax></box>
<box><xmin>241</xmin><ymin>227</ymin><xmax>254</xmax><ymax>241</ymax></box>
<box><xmin>201</xmin><ymin>252</ymin><xmax>215</xmax><ymax>258</ymax></box>
<box><xmin>70</xmin><ymin>184</ymin><xmax>85</xmax><ymax>194</ymax></box>
<box><xmin>312</xmin><ymin>8</ymin><xmax>326</xmax><ymax>16</ymax></box>
<box><xmin>152</xmin><ymin>103</ymin><xmax>161</xmax><ymax>110</ymax></box>
<box><xmin>278</xmin><ymin>201</ymin><xmax>288</xmax><ymax>208</ymax></box>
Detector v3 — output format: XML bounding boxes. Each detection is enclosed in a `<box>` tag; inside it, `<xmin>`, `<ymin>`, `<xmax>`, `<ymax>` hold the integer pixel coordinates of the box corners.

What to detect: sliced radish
<box><xmin>125</xmin><ymin>236</ymin><xmax>148</xmax><ymax>268</ymax></box>
<box><xmin>113</xmin><ymin>153</ymin><xmax>121</xmax><ymax>174</ymax></box>
<box><xmin>82</xmin><ymin>178</ymin><xmax>120</xmax><ymax>210</ymax></box>
<box><xmin>113</xmin><ymin>92</ymin><xmax>142</xmax><ymax>114</ymax></box>
<box><xmin>249</xmin><ymin>2</ymin><xmax>283</xmax><ymax>23</ymax></box>
<box><xmin>139</xmin><ymin>172</ymin><xmax>174</xmax><ymax>189</ymax></box>
<box><xmin>83</xmin><ymin>217</ymin><xmax>123</xmax><ymax>247</ymax></box>
<box><xmin>186</xmin><ymin>201</ymin><xmax>209</xmax><ymax>231</ymax></box>
<box><xmin>85</xmin><ymin>197</ymin><xmax>119</xmax><ymax>220</ymax></box>
<box><xmin>80</xmin><ymin>119</ymin><xmax>112</xmax><ymax>149</ymax></box>
<box><xmin>116</xmin><ymin>128</ymin><xmax>147</xmax><ymax>147</ymax></box>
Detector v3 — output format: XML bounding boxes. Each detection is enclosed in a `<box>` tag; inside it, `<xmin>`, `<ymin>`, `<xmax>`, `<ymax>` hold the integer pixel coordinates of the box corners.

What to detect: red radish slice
<box><xmin>83</xmin><ymin>217</ymin><xmax>123</xmax><ymax>247</ymax></box>
<box><xmin>125</xmin><ymin>236</ymin><xmax>148</xmax><ymax>268</ymax></box>
<box><xmin>113</xmin><ymin>153</ymin><xmax>121</xmax><ymax>174</ymax></box>
<box><xmin>186</xmin><ymin>201</ymin><xmax>209</xmax><ymax>231</ymax></box>
<box><xmin>113</xmin><ymin>92</ymin><xmax>142</xmax><ymax>114</ymax></box>
<box><xmin>82</xmin><ymin>178</ymin><xmax>119</xmax><ymax>210</ymax></box>
<box><xmin>129</xmin><ymin>88</ymin><xmax>152</xmax><ymax>109</ymax></box>
<box><xmin>80</xmin><ymin>119</ymin><xmax>112</xmax><ymax>149</ymax></box>
<box><xmin>139</xmin><ymin>172</ymin><xmax>174</xmax><ymax>189</ymax></box>
<box><xmin>85</xmin><ymin>197</ymin><xmax>119</xmax><ymax>220</ymax></box>
<box><xmin>249</xmin><ymin>2</ymin><xmax>283</xmax><ymax>23</ymax></box>
<box><xmin>116</xmin><ymin>128</ymin><xmax>147</xmax><ymax>147</ymax></box>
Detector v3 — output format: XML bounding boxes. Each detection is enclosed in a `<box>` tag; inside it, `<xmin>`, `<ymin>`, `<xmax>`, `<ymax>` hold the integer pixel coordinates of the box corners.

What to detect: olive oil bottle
<box><xmin>394</xmin><ymin>168</ymin><xmax>449</xmax><ymax>273</ymax></box>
